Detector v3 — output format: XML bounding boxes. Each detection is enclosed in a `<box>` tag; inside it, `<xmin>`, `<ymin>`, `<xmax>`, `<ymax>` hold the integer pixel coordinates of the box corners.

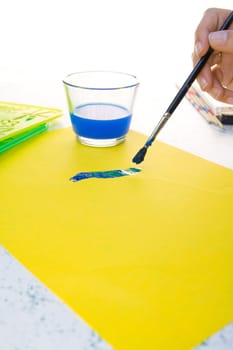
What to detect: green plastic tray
<box><xmin>0</xmin><ymin>101</ymin><xmax>63</xmax><ymax>142</ymax></box>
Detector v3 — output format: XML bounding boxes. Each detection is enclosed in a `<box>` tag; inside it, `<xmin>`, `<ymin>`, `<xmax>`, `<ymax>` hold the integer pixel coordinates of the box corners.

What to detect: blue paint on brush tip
<box><xmin>132</xmin><ymin>146</ymin><xmax>148</xmax><ymax>164</ymax></box>
<box><xmin>70</xmin><ymin>167</ymin><xmax>141</xmax><ymax>182</ymax></box>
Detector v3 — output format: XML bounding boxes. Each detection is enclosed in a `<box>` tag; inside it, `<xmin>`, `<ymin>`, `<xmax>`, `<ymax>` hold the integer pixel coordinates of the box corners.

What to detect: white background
<box><xmin>0</xmin><ymin>0</ymin><xmax>233</xmax><ymax>169</ymax></box>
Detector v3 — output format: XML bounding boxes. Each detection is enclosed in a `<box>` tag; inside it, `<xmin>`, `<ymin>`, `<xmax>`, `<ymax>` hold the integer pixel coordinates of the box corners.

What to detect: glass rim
<box><xmin>62</xmin><ymin>70</ymin><xmax>139</xmax><ymax>90</ymax></box>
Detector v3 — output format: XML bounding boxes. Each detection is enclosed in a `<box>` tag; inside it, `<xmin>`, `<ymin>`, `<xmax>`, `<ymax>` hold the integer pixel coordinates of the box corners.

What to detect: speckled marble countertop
<box><xmin>1</xmin><ymin>244</ymin><xmax>233</xmax><ymax>349</ymax></box>
<box><xmin>0</xmin><ymin>245</ymin><xmax>113</xmax><ymax>350</ymax></box>
<box><xmin>193</xmin><ymin>323</ymin><xmax>233</xmax><ymax>350</ymax></box>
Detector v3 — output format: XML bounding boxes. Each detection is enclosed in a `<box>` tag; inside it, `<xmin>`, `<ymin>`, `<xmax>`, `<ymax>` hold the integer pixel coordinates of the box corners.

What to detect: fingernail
<box><xmin>212</xmin><ymin>87</ymin><xmax>222</xmax><ymax>98</ymax></box>
<box><xmin>199</xmin><ymin>77</ymin><xmax>208</xmax><ymax>89</ymax></box>
<box><xmin>195</xmin><ymin>41</ymin><xmax>203</xmax><ymax>56</ymax></box>
<box><xmin>209</xmin><ymin>31</ymin><xmax>227</xmax><ymax>45</ymax></box>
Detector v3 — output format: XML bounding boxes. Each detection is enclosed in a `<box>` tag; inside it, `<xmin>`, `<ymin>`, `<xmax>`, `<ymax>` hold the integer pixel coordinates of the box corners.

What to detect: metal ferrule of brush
<box><xmin>146</xmin><ymin>112</ymin><xmax>171</xmax><ymax>147</ymax></box>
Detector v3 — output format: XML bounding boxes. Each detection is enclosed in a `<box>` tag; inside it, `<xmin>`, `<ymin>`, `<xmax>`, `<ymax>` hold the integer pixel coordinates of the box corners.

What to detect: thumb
<box><xmin>209</xmin><ymin>29</ymin><xmax>233</xmax><ymax>53</ymax></box>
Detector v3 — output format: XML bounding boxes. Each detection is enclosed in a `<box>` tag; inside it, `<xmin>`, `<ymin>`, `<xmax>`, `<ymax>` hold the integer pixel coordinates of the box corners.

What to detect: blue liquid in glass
<box><xmin>70</xmin><ymin>103</ymin><xmax>132</xmax><ymax>139</ymax></box>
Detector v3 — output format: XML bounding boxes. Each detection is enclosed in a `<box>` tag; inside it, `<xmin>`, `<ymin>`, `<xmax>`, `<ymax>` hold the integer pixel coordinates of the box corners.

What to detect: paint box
<box><xmin>0</xmin><ymin>124</ymin><xmax>47</xmax><ymax>153</ymax></box>
<box><xmin>0</xmin><ymin>101</ymin><xmax>63</xmax><ymax>142</ymax></box>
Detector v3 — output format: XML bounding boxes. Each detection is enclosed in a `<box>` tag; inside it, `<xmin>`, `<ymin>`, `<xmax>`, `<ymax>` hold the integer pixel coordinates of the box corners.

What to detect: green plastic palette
<box><xmin>0</xmin><ymin>101</ymin><xmax>63</xmax><ymax>142</ymax></box>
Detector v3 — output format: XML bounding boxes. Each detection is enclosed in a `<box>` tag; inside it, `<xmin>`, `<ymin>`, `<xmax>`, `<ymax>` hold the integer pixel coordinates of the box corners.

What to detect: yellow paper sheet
<box><xmin>0</xmin><ymin>127</ymin><xmax>233</xmax><ymax>350</ymax></box>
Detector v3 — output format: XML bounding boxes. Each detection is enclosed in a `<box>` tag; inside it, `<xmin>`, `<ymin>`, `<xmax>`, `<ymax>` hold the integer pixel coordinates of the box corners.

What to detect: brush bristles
<box><xmin>132</xmin><ymin>146</ymin><xmax>148</xmax><ymax>164</ymax></box>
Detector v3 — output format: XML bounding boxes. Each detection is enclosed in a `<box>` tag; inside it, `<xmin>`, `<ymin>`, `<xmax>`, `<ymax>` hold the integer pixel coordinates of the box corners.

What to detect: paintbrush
<box><xmin>132</xmin><ymin>11</ymin><xmax>233</xmax><ymax>164</ymax></box>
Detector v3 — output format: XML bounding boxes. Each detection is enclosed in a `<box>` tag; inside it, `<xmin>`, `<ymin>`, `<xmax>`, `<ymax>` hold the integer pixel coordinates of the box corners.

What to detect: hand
<box><xmin>193</xmin><ymin>8</ymin><xmax>233</xmax><ymax>104</ymax></box>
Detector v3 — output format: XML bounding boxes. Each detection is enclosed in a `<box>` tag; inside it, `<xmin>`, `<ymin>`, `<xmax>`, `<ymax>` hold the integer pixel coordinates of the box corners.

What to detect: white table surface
<box><xmin>0</xmin><ymin>246</ymin><xmax>112</xmax><ymax>350</ymax></box>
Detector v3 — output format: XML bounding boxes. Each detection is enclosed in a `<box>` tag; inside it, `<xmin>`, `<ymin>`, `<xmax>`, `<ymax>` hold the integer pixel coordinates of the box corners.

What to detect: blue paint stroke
<box><xmin>70</xmin><ymin>167</ymin><xmax>141</xmax><ymax>182</ymax></box>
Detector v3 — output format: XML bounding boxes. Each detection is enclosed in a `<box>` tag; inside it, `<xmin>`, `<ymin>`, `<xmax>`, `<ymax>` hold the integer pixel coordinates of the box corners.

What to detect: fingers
<box><xmin>209</xmin><ymin>29</ymin><xmax>233</xmax><ymax>53</ymax></box>
<box><xmin>193</xmin><ymin>8</ymin><xmax>230</xmax><ymax>59</ymax></box>
<box><xmin>192</xmin><ymin>51</ymin><xmax>223</xmax><ymax>92</ymax></box>
<box><xmin>194</xmin><ymin>8</ymin><xmax>232</xmax><ymax>58</ymax></box>
<box><xmin>206</xmin><ymin>66</ymin><xmax>233</xmax><ymax>104</ymax></box>
<box><xmin>192</xmin><ymin>8</ymin><xmax>233</xmax><ymax>102</ymax></box>
<box><xmin>195</xmin><ymin>65</ymin><xmax>212</xmax><ymax>91</ymax></box>
<box><xmin>207</xmin><ymin>85</ymin><xmax>233</xmax><ymax>104</ymax></box>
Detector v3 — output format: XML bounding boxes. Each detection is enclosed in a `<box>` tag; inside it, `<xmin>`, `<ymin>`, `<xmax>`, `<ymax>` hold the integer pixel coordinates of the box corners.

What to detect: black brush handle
<box><xmin>132</xmin><ymin>11</ymin><xmax>233</xmax><ymax>164</ymax></box>
<box><xmin>166</xmin><ymin>11</ymin><xmax>233</xmax><ymax>115</ymax></box>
